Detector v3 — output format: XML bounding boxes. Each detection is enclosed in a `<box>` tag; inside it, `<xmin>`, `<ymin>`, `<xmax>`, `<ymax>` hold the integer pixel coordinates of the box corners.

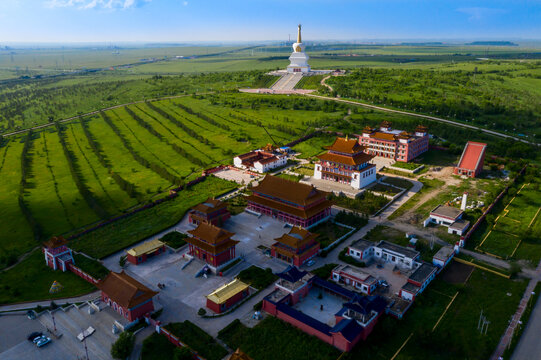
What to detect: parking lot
<box><xmin>0</xmin><ymin>303</ymin><xmax>124</xmax><ymax>360</ymax></box>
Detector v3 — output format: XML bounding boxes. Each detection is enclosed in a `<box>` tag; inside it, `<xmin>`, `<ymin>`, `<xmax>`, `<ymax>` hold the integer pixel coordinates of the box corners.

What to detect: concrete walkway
<box><xmin>0</xmin><ymin>291</ymin><xmax>101</xmax><ymax>312</ymax></box>
<box><xmin>492</xmin><ymin>260</ymin><xmax>541</xmax><ymax>360</ymax></box>
<box><xmin>511</xmin><ymin>285</ymin><xmax>541</xmax><ymax>360</ymax></box>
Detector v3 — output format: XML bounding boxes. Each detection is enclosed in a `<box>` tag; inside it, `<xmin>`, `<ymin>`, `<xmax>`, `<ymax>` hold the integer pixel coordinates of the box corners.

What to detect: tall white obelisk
<box><xmin>287</xmin><ymin>24</ymin><xmax>311</xmax><ymax>73</ymax></box>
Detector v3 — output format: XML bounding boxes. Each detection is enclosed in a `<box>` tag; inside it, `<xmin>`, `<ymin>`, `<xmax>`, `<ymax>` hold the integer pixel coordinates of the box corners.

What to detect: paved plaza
<box><xmin>292</xmin><ymin>288</ymin><xmax>344</xmax><ymax>327</ymax></box>
<box><xmin>213</xmin><ymin>168</ymin><xmax>259</xmax><ymax>185</ymax></box>
<box><xmin>300</xmin><ymin>176</ymin><xmax>365</xmax><ymax>198</ymax></box>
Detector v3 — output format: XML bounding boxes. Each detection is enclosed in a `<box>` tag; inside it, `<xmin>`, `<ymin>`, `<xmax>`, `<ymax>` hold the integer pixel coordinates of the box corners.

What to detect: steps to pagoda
<box><xmin>271</xmin><ymin>73</ymin><xmax>303</xmax><ymax>91</ymax></box>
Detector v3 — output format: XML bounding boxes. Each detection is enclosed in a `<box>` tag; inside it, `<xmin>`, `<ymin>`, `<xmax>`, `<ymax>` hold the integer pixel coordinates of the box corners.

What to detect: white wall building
<box><xmin>348</xmin><ymin>240</ymin><xmax>421</xmax><ymax>270</ymax></box>
<box><xmin>287</xmin><ymin>25</ymin><xmax>311</xmax><ymax>74</ymax></box>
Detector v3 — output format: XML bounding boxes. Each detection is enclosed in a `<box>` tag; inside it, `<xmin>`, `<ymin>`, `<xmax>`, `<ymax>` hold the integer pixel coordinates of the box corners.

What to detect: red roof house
<box><xmin>97</xmin><ymin>271</ymin><xmax>158</xmax><ymax>322</ymax></box>
<box><xmin>454</xmin><ymin>141</ymin><xmax>487</xmax><ymax>178</ymax></box>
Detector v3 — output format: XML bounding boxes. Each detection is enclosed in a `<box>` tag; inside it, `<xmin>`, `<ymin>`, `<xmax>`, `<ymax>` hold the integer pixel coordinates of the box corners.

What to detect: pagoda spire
<box><xmin>297</xmin><ymin>24</ymin><xmax>302</xmax><ymax>43</ymax></box>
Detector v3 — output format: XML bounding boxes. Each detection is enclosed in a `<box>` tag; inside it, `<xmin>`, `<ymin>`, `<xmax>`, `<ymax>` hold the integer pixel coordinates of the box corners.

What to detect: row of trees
<box><xmin>124</xmin><ymin>106</ymin><xmax>208</xmax><ymax>168</ymax></box>
<box><xmin>79</xmin><ymin>117</ymin><xmax>139</xmax><ymax>200</ymax></box>
<box><xmin>54</xmin><ymin>122</ymin><xmax>110</xmax><ymax>219</ymax></box>
<box><xmin>100</xmin><ymin>111</ymin><xmax>182</xmax><ymax>185</ymax></box>
<box><xmin>174</xmin><ymin>102</ymin><xmax>231</xmax><ymax>131</ymax></box>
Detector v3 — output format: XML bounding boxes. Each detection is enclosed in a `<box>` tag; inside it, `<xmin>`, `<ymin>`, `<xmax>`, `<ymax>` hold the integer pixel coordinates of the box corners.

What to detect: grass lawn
<box><xmin>417</xmin><ymin>149</ymin><xmax>459</xmax><ymax>167</ymax></box>
<box><xmin>390</xmin><ymin>161</ymin><xmax>422</xmax><ymax>171</ymax></box>
<box><xmin>381</xmin><ymin>176</ymin><xmax>414</xmax><ymax>190</ymax></box>
<box><xmin>70</xmin><ymin>176</ymin><xmax>237</xmax><ymax>259</ymax></box>
<box><xmin>164</xmin><ymin>321</ymin><xmax>228</xmax><ymax>360</ymax></box>
<box><xmin>72</xmin><ymin>254</ymin><xmax>109</xmax><ymax>280</ymax></box>
<box><xmin>276</xmin><ymin>173</ymin><xmax>302</xmax><ymax>182</ymax></box>
<box><xmin>141</xmin><ymin>333</ymin><xmax>178</xmax><ymax>360</ymax></box>
<box><xmin>218</xmin><ymin>317</ymin><xmax>340</xmax><ymax>360</ymax></box>
<box><xmin>370</xmin><ymin>182</ymin><xmax>402</xmax><ymax>195</ymax></box>
<box><xmin>330</xmin><ymin>191</ymin><xmax>389</xmax><ymax>215</ymax></box>
<box><xmin>160</xmin><ymin>231</ymin><xmax>187</xmax><ymax>249</ymax></box>
<box><xmin>310</xmin><ymin>263</ymin><xmax>338</xmax><ymax>280</ymax></box>
<box><xmin>310</xmin><ymin>220</ymin><xmax>352</xmax><ymax>249</ymax></box>
<box><xmin>225</xmin><ymin>194</ymin><xmax>248</xmax><ymax>215</ymax></box>
<box><xmin>236</xmin><ymin>266</ymin><xmax>277</xmax><ymax>290</ymax></box>
<box><xmin>0</xmin><ymin>250</ymin><xmax>96</xmax><ymax>304</ymax></box>
<box><xmin>291</xmin><ymin>133</ymin><xmax>336</xmax><ymax>159</ymax></box>
<box><xmin>388</xmin><ymin>177</ymin><xmax>445</xmax><ymax>220</ymax></box>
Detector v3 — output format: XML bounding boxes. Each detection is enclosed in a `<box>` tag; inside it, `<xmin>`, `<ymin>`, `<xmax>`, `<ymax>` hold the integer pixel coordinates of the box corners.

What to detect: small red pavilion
<box><xmin>186</xmin><ymin>223</ymin><xmax>239</xmax><ymax>268</ymax></box>
<box><xmin>97</xmin><ymin>271</ymin><xmax>158</xmax><ymax>322</ymax></box>
<box><xmin>43</xmin><ymin>236</ymin><xmax>74</xmax><ymax>272</ymax></box>
<box><xmin>271</xmin><ymin>227</ymin><xmax>320</xmax><ymax>266</ymax></box>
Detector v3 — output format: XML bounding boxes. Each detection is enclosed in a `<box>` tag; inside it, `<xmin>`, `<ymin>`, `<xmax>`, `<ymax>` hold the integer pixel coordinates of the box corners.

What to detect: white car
<box><xmin>306</xmin><ymin>259</ymin><xmax>316</xmax><ymax>267</ymax></box>
<box><xmin>36</xmin><ymin>336</ymin><xmax>51</xmax><ymax>348</ymax></box>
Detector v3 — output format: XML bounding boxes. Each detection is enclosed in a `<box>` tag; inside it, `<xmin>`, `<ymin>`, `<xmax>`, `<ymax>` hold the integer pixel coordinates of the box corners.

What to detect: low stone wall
<box><xmin>68</xmin><ymin>263</ymin><xmax>99</xmax><ymax>285</ymax></box>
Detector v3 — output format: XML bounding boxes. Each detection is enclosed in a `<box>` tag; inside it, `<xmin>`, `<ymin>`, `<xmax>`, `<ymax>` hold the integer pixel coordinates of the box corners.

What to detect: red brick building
<box><xmin>247</xmin><ymin>175</ymin><xmax>333</xmax><ymax>228</ymax></box>
<box><xmin>188</xmin><ymin>198</ymin><xmax>231</xmax><ymax>226</ymax></box>
<box><xmin>454</xmin><ymin>141</ymin><xmax>487</xmax><ymax>178</ymax></box>
<box><xmin>97</xmin><ymin>271</ymin><xmax>158</xmax><ymax>322</ymax></box>
<box><xmin>271</xmin><ymin>227</ymin><xmax>320</xmax><ymax>266</ymax></box>
<box><xmin>43</xmin><ymin>236</ymin><xmax>74</xmax><ymax>272</ymax></box>
<box><xmin>359</xmin><ymin>122</ymin><xmax>429</xmax><ymax>162</ymax></box>
<box><xmin>126</xmin><ymin>239</ymin><xmax>166</xmax><ymax>265</ymax></box>
<box><xmin>186</xmin><ymin>223</ymin><xmax>239</xmax><ymax>268</ymax></box>
<box><xmin>206</xmin><ymin>278</ymin><xmax>250</xmax><ymax>313</ymax></box>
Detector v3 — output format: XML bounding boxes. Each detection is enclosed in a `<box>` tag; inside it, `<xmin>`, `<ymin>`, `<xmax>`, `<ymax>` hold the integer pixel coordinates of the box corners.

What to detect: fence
<box><xmin>460</xmin><ymin>165</ymin><xmax>527</xmax><ymax>245</ymax></box>
<box><xmin>68</xmin><ymin>263</ymin><xmax>99</xmax><ymax>285</ymax></box>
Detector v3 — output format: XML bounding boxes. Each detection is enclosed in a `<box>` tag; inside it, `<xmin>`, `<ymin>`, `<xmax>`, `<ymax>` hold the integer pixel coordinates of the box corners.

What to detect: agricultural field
<box><xmin>475</xmin><ymin>182</ymin><xmax>541</xmax><ymax>262</ymax></box>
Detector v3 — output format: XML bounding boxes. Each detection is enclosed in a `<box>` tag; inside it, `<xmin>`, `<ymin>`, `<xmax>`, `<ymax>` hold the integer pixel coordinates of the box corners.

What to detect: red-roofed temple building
<box><xmin>271</xmin><ymin>227</ymin><xmax>320</xmax><ymax>266</ymax></box>
<box><xmin>188</xmin><ymin>198</ymin><xmax>231</xmax><ymax>226</ymax></box>
<box><xmin>186</xmin><ymin>223</ymin><xmax>239</xmax><ymax>268</ymax></box>
<box><xmin>97</xmin><ymin>271</ymin><xmax>158</xmax><ymax>322</ymax></box>
<box><xmin>454</xmin><ymin>141</ymin><xmax>487</xmax><ymax>178</ymax></box>
<box><xmin>247</xmin><ymin>175</ymin><xmax>333</xmax><ymax>228</ymax></box>
<box><xmin>42</xmin><ymin>236</ymin><xmax>74</xmax><ymax>272</ymax></box>
<box><xmin>359</xmin><ymin>122</ymin><xmax>429</xmax><ymax>162</ymax></box>
<box><xmin>314</xmin><ymin>137</ymin><xmax>376</xmax><ymax>189</ymax></box>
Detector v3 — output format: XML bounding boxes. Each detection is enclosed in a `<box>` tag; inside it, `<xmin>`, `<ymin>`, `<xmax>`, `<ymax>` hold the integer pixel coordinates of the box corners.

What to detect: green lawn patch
<box><xmin>164</xmin><ymin>321</ymin><xmax>227</xmax><ymax>360</ymax></box>
<box><xmin>330</xmin><ymin>192</ymin><xmax>389</xmax><ymax>216</ymax></box>
<box><xmin>72</xmin><ymin>254</ymin><xmax>109</xmax><ymax>280</ymax></box>
<box><xmin>390</xmin><ymin>161</ymin><xmax>421</xmax><ymax>171</ymax></box>
<box><xmin>381</xmin><ymin>177</ymin><xmax>414</xmax><ymax>190</ymax></box>
<box><xmin>141</xmin><ymin>333</ymin><xmax>178</xmax><ymax>360</ymax></box>
<box><xmin>388</xmin><ymin>177</ymin><xmax>445</xmax><ymax>220</ymax></box>
<box><xmin>334</xmin><ymin>210</ymin><xmax>369</xmax><ymax>229</ymax></box>
<box><xmin>310</xmin><ymin>220</ymin><xmax>352</xmax><ymax>249</ymax></box>
<box><xmin>218</xmin><ymin>317</ymin><xmax>340</xmax><ymax>360</ymax></box>
<box><xmin>310</xmin><ymin>263</ymin><xmax>338</xmax><ymax>280</ymax></box>
<box><xmin>370</xmin><ymin>182</ymin><xmax>402</xmax><ymax>195</ymax></box>
<box><xmin>160</xmin><ymin>231</ymin><xmax>187</xmax><ymax>249</ymax></box>
<box><xmin>0</xmin><ymin>250</ymin><xmax>96</xmax><ymax>304</ymax></box>
<box><xmin>236</xmin><ymin>266</ymin><xmax>277</xmax><ymax>290</ymax></box>
<box><xmin>225</xmin><ymin>194</ymin><xmax>248</xmax><ymax>215</ymax></box>
<box><xmin>276</xmin><ymin>173</ymin><xmax>303</xmax><ymax>182</ymax></box>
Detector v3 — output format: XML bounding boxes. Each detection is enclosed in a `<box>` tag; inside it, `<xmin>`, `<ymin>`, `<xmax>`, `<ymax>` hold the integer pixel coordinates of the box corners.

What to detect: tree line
<box><xmin>54</xmin><ymin>122</ymin><xmax>110</xmax><ymax>219</ymax></box>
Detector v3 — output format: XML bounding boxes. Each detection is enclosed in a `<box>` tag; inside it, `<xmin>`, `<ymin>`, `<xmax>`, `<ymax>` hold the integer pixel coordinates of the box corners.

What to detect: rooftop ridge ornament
<box><xmin>297</xmin><ymin>24</ymin><xmax>302</xmax><ymax>44</ymax></box>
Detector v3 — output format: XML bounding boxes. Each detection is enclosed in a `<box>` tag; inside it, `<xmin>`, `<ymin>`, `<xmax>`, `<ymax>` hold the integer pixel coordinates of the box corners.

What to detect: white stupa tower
<box><xmin>287</xmin><ymin>24</ymin><xmax>311</xmax><ymax>73</ymax></box>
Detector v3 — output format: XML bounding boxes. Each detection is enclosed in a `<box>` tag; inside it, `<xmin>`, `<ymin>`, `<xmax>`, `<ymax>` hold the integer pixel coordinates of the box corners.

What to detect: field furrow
<box><xmin>85</xmin><ymin>114</ymin><xmax>170</xmax><ymax>195</ymax></box>
<box><xmin>66</xmin><ymin>122</ymin><xmax>137</xmax><ymax>213</ymax></box>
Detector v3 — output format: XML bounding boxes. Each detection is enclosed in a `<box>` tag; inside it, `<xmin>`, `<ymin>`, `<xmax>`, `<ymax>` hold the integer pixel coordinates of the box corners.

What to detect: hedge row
<box><xmin>55</xmin><ymin>122</ymin><xmax>110</xmax><ymax>219</ymax></box>
<box><xmin>79</xmin><ymin>117</ymin><xmax>139</xmax><ymax>200</ymax></box>
<box><xmin>228</xmin><ymin>111</ymin><xmax>298</xmax><ymax>137</ymax></box>
<box><xmin>100</xmin><ymin>111</ymin><xmax>182</xmax><ymax>185</ymax></box>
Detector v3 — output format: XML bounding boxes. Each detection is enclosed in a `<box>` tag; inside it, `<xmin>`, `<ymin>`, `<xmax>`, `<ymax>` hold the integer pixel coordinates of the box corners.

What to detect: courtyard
<box><xmin>292</xmin><ymin>287</ymin><xmax>345</xmax><ymax>327</ymax></box>
<box><xmin>213</xmin><ymin>168</ymin><xmax>260</xmax><ymax>185</ymax></box>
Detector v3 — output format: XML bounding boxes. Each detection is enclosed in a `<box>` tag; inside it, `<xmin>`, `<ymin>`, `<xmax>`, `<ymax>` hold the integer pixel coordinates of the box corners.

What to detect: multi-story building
<box><xmin>314</xmin><ymin>137</ymin><xmax>376</xmax><ymax>189</ymax></box>
<box><xmin>188</xmin><ymin>198</ymin><xmax>231</xmax><ymax>226</ymax></box>
<box><xmin>359</xmin><ymin>122</ymin><xmax>429</xmax><ymax>162</ymax></box>
<box><xmin>42</xmin><ymin>236</ymin><xmax>74</xmax><ymax>272</ymax></box>
<box><xmin>271</xmin><ymin>227</ymin><xmax>320</xmax><ymax>266</ymax></box>
<box><xmin>247</xmin><ymin>175</ymin><xmax>333</xmax><ymax>228</ymax></box>
<box><xmin>186</xmin><ymin>223</ymin><xmax>239</xmax><ymax>269</ymax></box>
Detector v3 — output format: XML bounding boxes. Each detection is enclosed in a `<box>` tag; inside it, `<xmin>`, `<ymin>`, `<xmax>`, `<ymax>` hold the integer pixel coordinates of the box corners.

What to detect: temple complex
<box><xmin>186</xmin><ymin>222</ymin><xmax>239</xmax><ymax>269</ymax></box>
<box><xmin>314</xmin><ymin>137</ymin><xmax>376</xmax><ymax>189</ymax></box>
<box><xmin>246</xmin><ymin>175</ymin><xmax>332</xmax><ymax>228</ymax></box>
<box><xmin>360</xmin><ymin>122</ymin><xmax>429</xmax><ymax>162</ymax></box>
<box><xmin>271</xmin><ymin>226</ymin><xmax>320</xmax><ymax>266</ymax></box>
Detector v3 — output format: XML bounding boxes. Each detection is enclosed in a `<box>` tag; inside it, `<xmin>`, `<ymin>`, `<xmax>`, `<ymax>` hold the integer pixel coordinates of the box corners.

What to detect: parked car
<box><xmin>306</xmin><ymin>259</ymin><xmax>316</xmax><ymax>267</ymax></box>
<box><xmin>36</xmin><ymin>336</ymin><xmax>51</xmax><ymax>348</ymax></box>
<box><xmin>27</xmin><ymin>332</ymin><xmax>42</xmax><ymax>342</ymax></box>
<box><xmin>33</xmin><ymin>335</ymin><xmax>45</xmax><ymax>344</ymax></box>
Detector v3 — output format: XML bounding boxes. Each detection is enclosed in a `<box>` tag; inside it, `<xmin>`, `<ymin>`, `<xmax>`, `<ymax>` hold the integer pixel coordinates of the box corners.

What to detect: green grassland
<box><xmin>475</xmin><ymin>182</ymin><xmax>541</xmax><ymax>261</ymax></box>
<box><xmin>325</xmin><ymin>60</ymin><xmax>541</xmax><ymax>138</ymax></box>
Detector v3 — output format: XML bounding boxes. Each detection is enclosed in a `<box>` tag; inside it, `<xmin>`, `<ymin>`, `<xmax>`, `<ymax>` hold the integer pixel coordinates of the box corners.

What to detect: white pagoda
<box><xmin>287</xmin><ymin>24</ymin><xmax>311</xmax><ymax>73</ymax></box>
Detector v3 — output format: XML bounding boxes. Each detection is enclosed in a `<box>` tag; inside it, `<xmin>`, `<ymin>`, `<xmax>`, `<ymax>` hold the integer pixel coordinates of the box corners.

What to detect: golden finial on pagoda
<box><xmin>297</xmin><ymin>24</ymin><xmax>302</xmax><ymax>43</ymax></box>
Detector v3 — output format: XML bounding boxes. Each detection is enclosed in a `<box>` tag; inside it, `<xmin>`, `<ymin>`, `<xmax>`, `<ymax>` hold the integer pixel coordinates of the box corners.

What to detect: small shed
<box><xmin>126</xmin><ymin>239</ymin><xmax>166</xmax><ymax>265</ymax></box>
<box><xmin>206</xmin><ymin>279</ymin><xmax>250</xmax><ymax>313</ymax></box>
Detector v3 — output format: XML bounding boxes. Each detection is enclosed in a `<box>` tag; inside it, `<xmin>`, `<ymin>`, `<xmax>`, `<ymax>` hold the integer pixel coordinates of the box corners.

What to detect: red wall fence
<box><xmin>67</xmin><ymin>263</ymin><xmax>99</xmax><ymax>285</ymax></box>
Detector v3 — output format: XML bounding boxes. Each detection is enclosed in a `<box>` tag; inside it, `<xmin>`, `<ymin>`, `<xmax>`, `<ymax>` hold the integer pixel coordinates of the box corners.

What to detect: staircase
<box><xmin>271</xmin><ymin>73</ymin><xmax>303</xmax><ymax>91</ymax></box>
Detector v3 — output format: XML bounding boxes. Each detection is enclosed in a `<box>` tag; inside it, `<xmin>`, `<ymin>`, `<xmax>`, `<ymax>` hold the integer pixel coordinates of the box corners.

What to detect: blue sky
<box><xmin>0</xmin><ymin>0</ymin><xmax>540</xmax><ymax>43</ymax></box>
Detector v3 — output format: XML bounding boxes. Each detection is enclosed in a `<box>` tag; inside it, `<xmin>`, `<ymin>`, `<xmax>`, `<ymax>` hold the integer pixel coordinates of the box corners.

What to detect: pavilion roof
<box><xmin>191</xmin><ymin>198</ymin><xmax>227</xmax><ymax>214</ymax></box>
<box><xmin>273</xmin><ymin>227</ymin><xmax>318</xmax><ymax>249</ymax></box>
<box><xmin>187</xmin><ymin>223</ymin><xmax>235</xmax><ymax>245</ymax></box>
<box><xmin>206</xmin><ymin>279</ymin><xmax>249</xmax><ymax>305</ymax></box>
<box><xmin>324</xmin><ymin>137</ymin><xmax>364</xmax><ymax>154</ymax></box>
<box><xmin>251</xmin><ymin>175</ymin><xmax>328</xmax><ymax>207</ymax></box>
<box><xmin>127</xmin><ymin>239</ymin><xmax>165</xmax><ymax>257</ymax></box>
<box><xmin>43</xmin><ymin>236</ymin><xmax>68</xmax><ymax>249</ymax></box>
<box><xmin>97</xmin><ymin>271</ymin><xmax>158</xmax><ymax>309</ymax></box>
<box><xmin>317</xmin><ymin>152</ymin><xmax>373</xmax><ymax>166</ymax></box>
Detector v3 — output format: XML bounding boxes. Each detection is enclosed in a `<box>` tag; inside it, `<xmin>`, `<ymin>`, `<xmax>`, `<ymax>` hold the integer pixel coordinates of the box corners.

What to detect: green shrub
<box><xmin>111</xmin><ymin>332</ymin><xmax>135</xmax><ymax>360</ymax></box>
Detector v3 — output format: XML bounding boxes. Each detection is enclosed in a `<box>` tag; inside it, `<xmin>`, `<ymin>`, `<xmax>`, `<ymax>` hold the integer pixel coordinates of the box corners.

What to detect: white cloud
<box><xmin>44</xmin><ymin>0</ymin><xmax>150</xmax><ymax>9</ymax></box>
<box><xmin>182</xmin><ymin>1</ymin><xmax>188</xmax><ymax>5</ymax></box>
<box><xmin>457</xmin><ymin>7</ymin><xmax>506</xmax><ymax>21</ymax></box>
